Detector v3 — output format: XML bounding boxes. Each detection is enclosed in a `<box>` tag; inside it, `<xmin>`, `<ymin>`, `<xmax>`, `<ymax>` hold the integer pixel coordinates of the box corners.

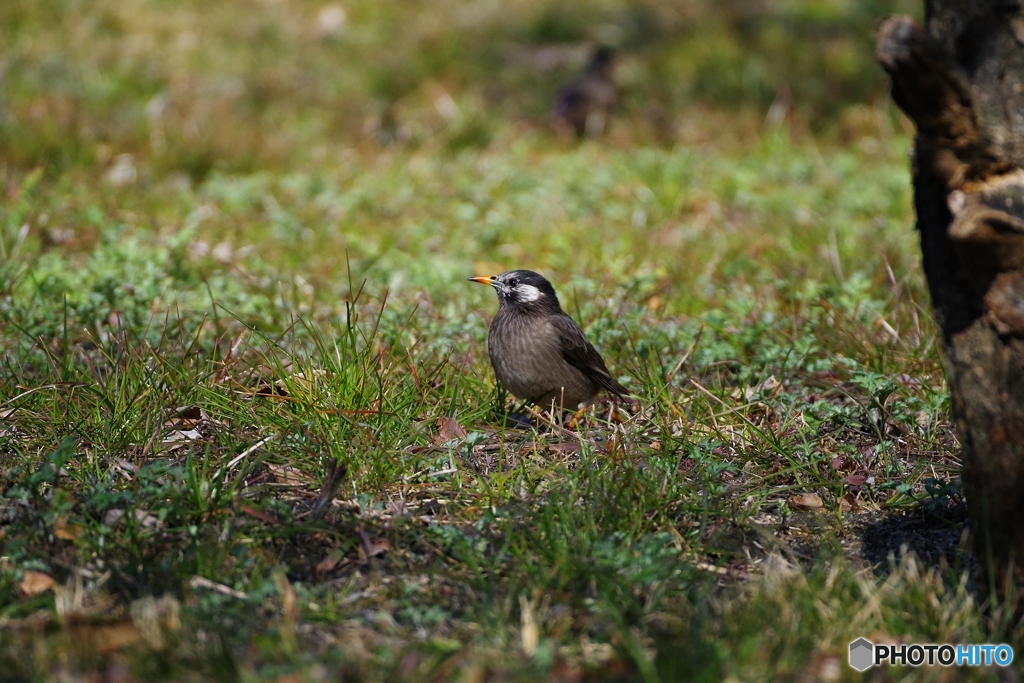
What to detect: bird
<box><xmin>554</xmin><ymin>45</ymin><xmax>617</xmax><ymax>138</ymax></box>
<box><xmin>469</xmin><ymin>269</ymin><xmax>629</xmax><ymax>412</ymax></box>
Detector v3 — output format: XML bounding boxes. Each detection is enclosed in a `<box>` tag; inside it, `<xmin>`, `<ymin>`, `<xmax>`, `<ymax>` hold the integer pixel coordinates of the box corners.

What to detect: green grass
<box><xmin>2</xmin><ymin>0</ymin><xmax>1020</xmax><ymax>681</ymax></box>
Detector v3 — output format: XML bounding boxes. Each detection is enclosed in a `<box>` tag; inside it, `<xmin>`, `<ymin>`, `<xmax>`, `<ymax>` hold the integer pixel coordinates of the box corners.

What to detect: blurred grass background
<box><xmin>1</xmin><ymin>0</ymin><xmax>919</xmax><ymax>172</ymax></box>
<box><xmin>1</xmin><ymin>0</ymin><xmax>924</xmax><ymax>326</ymax></box>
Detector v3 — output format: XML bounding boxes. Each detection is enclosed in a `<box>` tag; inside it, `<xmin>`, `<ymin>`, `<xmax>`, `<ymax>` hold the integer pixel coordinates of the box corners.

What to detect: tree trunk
<box><xmin>877</xmin><ymin>2</ymin><xmax>1024</xmax><ymax>602</ymax></box>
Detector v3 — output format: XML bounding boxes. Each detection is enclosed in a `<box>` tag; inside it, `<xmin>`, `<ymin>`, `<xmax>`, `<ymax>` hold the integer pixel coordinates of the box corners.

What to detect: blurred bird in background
<box><xmin>554</xmin><ymin>45</ymin><xmax>618</xmax><ymax>138</ymax></box>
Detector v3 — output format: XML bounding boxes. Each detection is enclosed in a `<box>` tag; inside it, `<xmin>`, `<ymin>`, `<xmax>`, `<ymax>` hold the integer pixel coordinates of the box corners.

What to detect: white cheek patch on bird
<box><xmin>517</xmin><ymin>284</ymin><xmax>543</xmax><ymax>302</ymax></box>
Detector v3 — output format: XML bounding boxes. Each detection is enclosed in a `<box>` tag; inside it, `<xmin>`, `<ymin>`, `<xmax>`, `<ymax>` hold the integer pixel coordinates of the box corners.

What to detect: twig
<box><xmin>310</xmin><ymin>459</ymin><xmax>348</xmax><ymax>520</ymax></box>
<box><xmin>227</xmin><ymin>435</ymin><xmax>274</xmax><ymax>470</ymax></box>
<box><xmin>189</xmin><ymin>575</ymin><xmax>248</xmax><ymax>600</ymax></box>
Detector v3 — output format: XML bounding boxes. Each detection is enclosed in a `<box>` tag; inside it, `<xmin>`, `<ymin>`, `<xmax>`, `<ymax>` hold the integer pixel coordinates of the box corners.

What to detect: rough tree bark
<box><xmin>877</xmin><ymin>2</ymin><xmax>1024</xmax><ymax>601</ymax></box>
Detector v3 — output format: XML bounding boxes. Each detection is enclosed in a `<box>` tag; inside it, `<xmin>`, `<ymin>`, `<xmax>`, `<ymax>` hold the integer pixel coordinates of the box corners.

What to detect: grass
<box><xmin>2</xmin><ymin>0</ymin><xmax>1020</xmax><ymax>681</ymax></box>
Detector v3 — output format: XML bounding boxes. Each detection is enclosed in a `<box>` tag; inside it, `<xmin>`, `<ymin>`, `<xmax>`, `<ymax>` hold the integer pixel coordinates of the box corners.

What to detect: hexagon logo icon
<box><xmin>849</xmin><ymin>638</ymin><xmax>874</xmax><ymax>671</ymax></box>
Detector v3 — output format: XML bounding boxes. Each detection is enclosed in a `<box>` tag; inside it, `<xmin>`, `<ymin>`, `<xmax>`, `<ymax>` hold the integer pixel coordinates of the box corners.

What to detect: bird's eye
<box><xmin>507</xmin><ymin>277</ymin><xmax>519</xmax><ymax>287</ymax></box>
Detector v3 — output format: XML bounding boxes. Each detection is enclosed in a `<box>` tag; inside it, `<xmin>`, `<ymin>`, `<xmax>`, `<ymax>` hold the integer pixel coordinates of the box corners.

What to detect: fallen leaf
<box><xmin>364</xmin><ymin>539</ymin><xmax>390</xmax><ymax>559</ymax></box>
<box><xmin>742</xmin><ymin>375</ymin><xmax>782</xmax><ymax>401</ymax></box>
<box><xmin>19</xmin><ymin>571</ymin><xmax>55</xmax><ymax>596</ymax></box>
<box><xmin>812</xmin><ymin>370</ymin><xmax>842</xmax><ymax>385</ymax></box>
<box><xmin>255</xmin><ymin>381</ymin><xmax>287</xmax><ymax>397</ymax></box>
<box><xmin>840</xmin><ymin>493</ymin><xmax>862</xmax><ymax>513</ymax></box>
<box><xmin>546</xmin><ymin>441</ymin><xmax>582</xmax><ymax>454</ymax></box>
<box><xmin>436</xmin><ymin>416</ymin><xmax>467</xmax><ymax>444</ymax></box>
<box><xmin>53</xmin><ymin>517</ymin><xmax>82</xmax><ymax>541</ymax></box>
<box><xmin>171</xmin><ymin>405</ymin><xmax>202</xmax><ymax>424</ymax></box>
<box><xmin>113</xmin><ymin>458</ymin><xmax>137</xmax><ymax>473</ymax></box>
<box><xmin>240</xmin><ymin>505</ymin><xmax>279</xmax><ymax>524</ymax></box>
<box><xmin>356</xmin><ymin>529</ymin><xmax>391</xmax><ymax>563</ymax></box>
<box><xmin>845</xmin><ymin>474</ymin><xmax>866</xmax><ymax>487</ymax></box>
<box><xmin>787</xmin><ymin>493</ymin><xmax>824</xmax><ymax>511</ymax></box>
<box><xmin>162</xmin><ymin>428</ymin><xmax>202</xmax><ymax>450</ymax></box>
<box><xmin>316</xmin><ymin>548</ymin><xmax>346</xmax><ymax>574</ymax></box>
<box><xmin>266</xmin><ymin>464</ymin><xmax>312</xmax><ymax>486</ymax></box>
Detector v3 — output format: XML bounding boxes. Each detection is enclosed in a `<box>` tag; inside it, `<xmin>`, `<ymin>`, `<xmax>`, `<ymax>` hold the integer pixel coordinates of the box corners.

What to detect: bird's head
<box><xmin>469</xmin><ymin>269</ymin><xmax>561</xmax><ymax>311</ymax></box>
<box><xmin>588</xmin><ymin>45</ymin><xmax>615</xmax><ymax>73</ymax></box>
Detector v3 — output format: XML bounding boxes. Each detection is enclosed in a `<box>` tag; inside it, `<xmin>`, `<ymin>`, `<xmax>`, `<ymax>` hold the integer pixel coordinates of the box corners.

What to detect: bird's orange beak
<box><xmin>468</xmin><ymin>275</ymin><xmax>496</xmax><ymax>286</ymax></box>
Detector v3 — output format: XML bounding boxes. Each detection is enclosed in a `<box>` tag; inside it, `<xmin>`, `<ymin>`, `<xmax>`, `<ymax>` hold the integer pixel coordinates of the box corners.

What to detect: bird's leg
<box><xmin>594</xmin><ymin>397</ymin><xmax>635</xmax><ymax>423</ymax></box>
<box><xmin>531</xmin><ymin>406</ymin><xmax>583</xmax><ymax>441</ymax></box>
<box><xmin>524</xmin><ymin>404</ymin><xmax>546</xmax><ymax>424</ymax></box>
<box><xmin>520</xmin><ymin>404</ymin><xmax>567</xmax><ymax>436</ymax></box>
<box><xmin>608</xmin><ymin>401</ymin><xmax>631</xmax><ymax>424</ymax></box>
<box><xmin>498</xmin><ymin>399</ymin><xmax>535</xmax><ymax>428</ymax></box>
<box><xmin>512</xmin><ymin>399</ymin><xmax>533</xmax><ymax>424</ymax></box>
<box><xmin>566</xmin><ymin>406</ymin><xmax>588</xmax><ymax>431</ymax></box>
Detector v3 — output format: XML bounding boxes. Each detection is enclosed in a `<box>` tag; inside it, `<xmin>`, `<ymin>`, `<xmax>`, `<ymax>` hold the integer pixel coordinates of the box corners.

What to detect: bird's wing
<box><xmin>550</xmin><ymin>314</ymin><xmax>629</xmax><ymax>397</ymax></box>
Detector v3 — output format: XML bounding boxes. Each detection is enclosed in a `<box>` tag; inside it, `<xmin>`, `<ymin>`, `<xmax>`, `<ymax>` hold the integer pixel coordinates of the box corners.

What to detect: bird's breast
<box><xmin>487</xmin><ymin>310</ymin><xmax>596</xmax><ymax>407</ymax></box>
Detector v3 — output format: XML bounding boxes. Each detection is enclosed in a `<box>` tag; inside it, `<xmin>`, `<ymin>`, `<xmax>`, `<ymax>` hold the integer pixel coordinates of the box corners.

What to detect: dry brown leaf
<box><xmin>267</xmin><ymin>463</ymin><xmax>312</xmax><ymax>486</ymax></box>
<box><xmin>316</xmin><ymin>548</ymin><xmax>346</xmax><ymax>574</ymax></box>
<box><xmin>845</xmin><ymin>474</ymin><xmax>867</xmax><ymax>487</ymax></box>
<box><xmin>365</xmin><ymin>539</ymin><xmax>390</xmax><ymax>558</ymax></box>
<box><xmin>19</xmin><ymin>570</ymin><xmax>55</xmax><ymax>596</ymax></box>
<box><xmin>170</xmin><ymin>406</ymin><xmax>203</xmax><ymax>425</ymax></box>
<box><xmin>240</xmin><ymin>505</ymin><xmax>280</xmax><ymax>524</ymax></box>
<box><xmin>546</xmin><ymin>441</ymin><xmax>582</xmax><ymax>455</ymax></box>
<box><xmin>255</xmin><ymin>381</ymin><xmax>288</xmax><ymax>397</ymax></box>
<box><xmin>741</xmin><ymin>375</ymin><xmax>782</xmax><ymax>401</ymax></box>
<box><xmin>840</xmin><ymin>493</ymin><xmax>862</xmax><ymax>513</ymax></box>
<box><xmin>436</xmin><ymin>416</ymin><xmax>467</xmax><ymax>444</ymax></box>
<box><xmin>787</xmin><ymin>493</ymin><xmax>824</xmax><ymax>511</ymax></box>
<box><xmin>357</xmin><ymin>529</ymin><xmax>391</xmax><ymax>563</ymax></box>
<box><xmin>162</xmin><ymin>428</ymin><xmax>202</xmax><ymax>450</ymax></box>
<box><xmin>53</xmin><ymin>517</ymin><xmax>82</xmax><ymax>541</ymax></box>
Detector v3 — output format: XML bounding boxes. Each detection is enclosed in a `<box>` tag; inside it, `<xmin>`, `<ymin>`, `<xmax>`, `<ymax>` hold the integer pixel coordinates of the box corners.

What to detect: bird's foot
<box><xmin>499</xmin><ymin>411</ymin><xmax>534</xmax><ymax>428</ymax></box>
<box><xmin>527</xmin><ymin>407</ymin><xmax>583</xmax><ymax>441</ymax></box>
<box><xmin>565</xmin><ymin>407</ymin><xmax>588</xmax><ymax>431</ymax></box>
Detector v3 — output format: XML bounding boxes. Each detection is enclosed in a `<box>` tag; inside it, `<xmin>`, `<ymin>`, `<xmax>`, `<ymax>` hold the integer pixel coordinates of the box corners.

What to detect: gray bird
<box><xmin>554</xmin><ymin>45</ymin><xmax>617</xmax><ymax>138</ymax></box>
<box><xmin>469</xmin><ymin>269</ymin><xmax>628</xmax><ymax>411</ymax></box>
